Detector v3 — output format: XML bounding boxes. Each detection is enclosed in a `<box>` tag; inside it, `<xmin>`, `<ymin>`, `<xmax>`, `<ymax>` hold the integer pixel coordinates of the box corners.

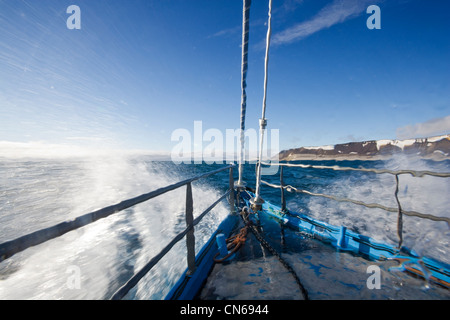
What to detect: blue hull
<box><xmin>165</xmin><ymin>214</ymin><xmax>239</xmax><ymax>300</ymax></box>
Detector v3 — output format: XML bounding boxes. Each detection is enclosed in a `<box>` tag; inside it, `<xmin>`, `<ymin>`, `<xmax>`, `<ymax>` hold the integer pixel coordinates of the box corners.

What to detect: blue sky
<box><xmin>1</xmin><ymin>0</ymin><xmax>449</xmax><ymax>156</ymax></box>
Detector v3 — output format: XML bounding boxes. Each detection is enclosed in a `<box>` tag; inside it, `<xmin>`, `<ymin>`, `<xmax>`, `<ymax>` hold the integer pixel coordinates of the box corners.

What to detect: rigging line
<box><xmin>238</xmin><ymin>0</ymin><xmax>251</xmax><ymax>186</ymax></box>
<box><xmin>253</xmin><ymin>0</ymin><xmax>273</xmax><ymax>206</ymax></box>
<box><xmin>261</xmin><ymin>0</ymin><xmax>272</xmax><ymax>121</ymax></box>
<box><xmin>260</xmin><ymin>180</ymin><xmax>450</xmax><ymax>228</ymax></box>
<box><xmin>261</xmin><ymin>161</ymin><xmax>450</xmax><ymax>178</ymax></box>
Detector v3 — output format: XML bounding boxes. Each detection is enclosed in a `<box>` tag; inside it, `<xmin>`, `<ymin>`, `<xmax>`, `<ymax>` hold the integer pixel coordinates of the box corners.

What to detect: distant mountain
<box><xmin>278</xmin><ymin>134</ymin><xmax>450</xmax><ymax>161</ymax></box>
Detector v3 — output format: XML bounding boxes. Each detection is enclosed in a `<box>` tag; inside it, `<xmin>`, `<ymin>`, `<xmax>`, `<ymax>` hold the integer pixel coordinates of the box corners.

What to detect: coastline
<box><xmin>279</xmin><ymin>153</ymin><xmax>450</xmax><ymax>162</ymax></box>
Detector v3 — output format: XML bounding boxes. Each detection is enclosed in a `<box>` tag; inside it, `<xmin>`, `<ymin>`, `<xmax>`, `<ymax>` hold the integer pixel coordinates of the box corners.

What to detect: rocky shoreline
<box><xmin>279</xmin><ymin>134</ymin><xmax>450</xmax><ymax>162</ymax></box>
<box><xmin>280</xmin><ymin>153</ymin><xmax>449</xmax><ymax>162</ymax></box>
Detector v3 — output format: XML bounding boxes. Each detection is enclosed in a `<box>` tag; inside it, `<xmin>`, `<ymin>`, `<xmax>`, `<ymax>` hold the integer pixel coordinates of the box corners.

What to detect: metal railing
<box><xmin>260</xmin><ymin>162</ymin><xmax>450</xmax><ymax>248</ymax></box>
<box><xmin>0</xmin><ymin>164</ymin><xmax>236</xmax><ymax>300</ymax></box>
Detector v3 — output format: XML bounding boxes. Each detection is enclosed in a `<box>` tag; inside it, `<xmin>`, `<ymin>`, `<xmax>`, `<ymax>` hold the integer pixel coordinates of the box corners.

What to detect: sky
<box><xmin>1</xmin><ymin>0</ymin><xmax>449</xmax><ymax>158</ymax></box>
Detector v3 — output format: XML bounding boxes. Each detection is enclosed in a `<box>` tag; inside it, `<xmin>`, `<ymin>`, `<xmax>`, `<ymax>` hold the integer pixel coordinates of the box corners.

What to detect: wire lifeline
<box><xmin>262</xmin><ymin>161</ymin><xmax>450</xmax><ymax>178</ymax></box>
<box><xmin>260</xmin><ymin>180</ymin><xmax>450</xmax><ymax>228</ymax></box>
<box><xmin>238</xmin><ymin>0</ymin><xmax>252</xmax><ymax>187</ymax></box>
<box><xmin>0</xmin><ymin>165</ymin><xmax>235</xmax><ymax>263</ymax></box>
<box><xmin>253</xmin><ymin>0</ymin><xmax>273</xmax><ymax>206</ymax></box>
<box><xmin>260</xmin><ymin>161</ymin><xmax>450</xmax><ymax>231</ymax></box>
<box><xmin>111</xmin><ymin>189</ymin><xmax>232</xmax><ymax>300</ymax></box>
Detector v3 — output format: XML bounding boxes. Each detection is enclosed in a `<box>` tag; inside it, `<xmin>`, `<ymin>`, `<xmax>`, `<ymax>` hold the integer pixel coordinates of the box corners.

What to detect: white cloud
<box><xmin>65</xmin><ymin>136</ymin><xmax>106</xmax><ymax>142</ymax></box>
<box><xmin>209</xmin><ymin>26</ymin><xmax>242</xmax><ymax>39</ymax></box>
<box><xmin>396</xmin><ymin>115</ymin><xmax>450</xmax><ymax>139</ymax></box>
<box><xmin>281</xmin><ymin>0</ymin><xmax>305</xmax><ymax>12</ymax></box>
<box><xmin>0</xmin><ymin>141</ymin><xmax>93</xmax><ymax>159</ymax></box>
<box><xmin>272</xmin><ymin>0</ymin><xmax>378</xmax><ymax>46</ymax></box>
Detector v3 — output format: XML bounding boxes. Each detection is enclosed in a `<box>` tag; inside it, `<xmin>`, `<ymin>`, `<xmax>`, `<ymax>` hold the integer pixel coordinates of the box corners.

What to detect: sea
<box><xmin>0</xmin><ymin>154</ymin><xmax>449</xmax><ymax>300</ymax></box>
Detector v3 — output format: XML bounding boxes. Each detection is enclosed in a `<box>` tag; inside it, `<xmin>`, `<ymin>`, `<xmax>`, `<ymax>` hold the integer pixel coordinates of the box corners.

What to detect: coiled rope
<box><xmin>213</xmin><ymin>225</ymin><xmax>249</xmax><ymax>263</ymax></box>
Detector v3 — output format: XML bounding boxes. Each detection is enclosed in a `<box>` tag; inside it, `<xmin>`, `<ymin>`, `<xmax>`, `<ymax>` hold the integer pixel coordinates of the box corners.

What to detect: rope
<box><xmin>238</xmin><ymin>0</ymin><xmax>251</xmax><ymax>186</ymax></box>
<box><xmin>213</xmin><ymin>225</ymin><xmax>249</xmax><ymax>263</ymax></box>
<box><xmin>241</xmin><ymin>207</ymin><xmax>309</xmax><ymax>300</ymax></box>
<box><xmin>262</xmin><ymin>161</ymin><xmax>450</xmax><ymax>178</ymax></box>
<box><xmin>261</xmin><ymin>180</ymin><xmax>450</xmax><ymax>228</ymax></box>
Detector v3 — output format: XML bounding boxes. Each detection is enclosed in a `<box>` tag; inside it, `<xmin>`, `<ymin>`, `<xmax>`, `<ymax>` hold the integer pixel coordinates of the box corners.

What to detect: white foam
<box><xmin>303</xmin><ymin>155</ymin><xmax>450</xmax><ymax>265</ymax></box>
<box><xmin>0</xmin><ymin>156</ymin><xmax>228</xmax><ymax>299</ymax></box>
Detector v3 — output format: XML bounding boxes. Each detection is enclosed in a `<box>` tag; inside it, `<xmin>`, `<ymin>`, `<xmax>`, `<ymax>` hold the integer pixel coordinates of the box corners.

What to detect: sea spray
<box><xmin>384</xmin><ymin>155</ymin><xmax>450</xmax><ymax>264</ymax></box>
<box><xmin>298</xmin><ymin>156</ymin><xmax>450</xmax><ymax>265</ymax></box>
<box><xmin>1</xmin><ymin>156</ymin><xmax>448</xmax><ymax>299</ymax></box>
<box><xmin>0</xmin><ymin>156</ymin><xmax>229</xmax><ymax>299</ymax></box>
